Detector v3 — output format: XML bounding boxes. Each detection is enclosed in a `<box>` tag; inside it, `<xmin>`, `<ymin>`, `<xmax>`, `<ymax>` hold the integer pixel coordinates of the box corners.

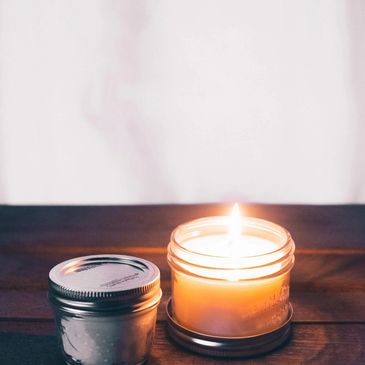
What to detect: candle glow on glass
<box><xmin>168</xmin><ymin>204</ymin><xmax>295</xmax><ymax>337</ymax></box>
<box><xmin>179</xmin><ymin>203</ymin><xmax>280</xmax><ymax>277</ymax></box>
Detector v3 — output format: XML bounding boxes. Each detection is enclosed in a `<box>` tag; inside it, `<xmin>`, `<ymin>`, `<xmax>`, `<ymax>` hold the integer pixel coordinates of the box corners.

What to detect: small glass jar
<box><xmin>49</xmin><ymin>255</ymin><xmax>162</xmax><ymax>365</ymax></box>
<box><xmin>167</xmin><ymin>216</ymin><xmax>295</xmax><ymax>357</ymax></box>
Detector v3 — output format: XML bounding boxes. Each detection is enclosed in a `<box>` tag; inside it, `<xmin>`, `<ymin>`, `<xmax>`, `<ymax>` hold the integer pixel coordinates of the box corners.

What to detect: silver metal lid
<box><xmin>49</xmin><ymin>255</ymin><xmax>161</xmax><ymax>313</ymax></box>
<box><xmin>166</xmin><ymin>298</ymin><xmax>292</xmax><ymax>358</ymax></box>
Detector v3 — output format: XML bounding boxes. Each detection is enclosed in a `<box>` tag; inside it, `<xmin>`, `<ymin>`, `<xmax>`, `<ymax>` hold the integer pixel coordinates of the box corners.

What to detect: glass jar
<box><xmin>167</xmin><ymin>216</ymin><xmax>295</xmax><ymax>357</ymax></box>
<box><xmin>49</xmin><ymin>255</ymin><xmax>162</xmax><ymax>365</ymax></box>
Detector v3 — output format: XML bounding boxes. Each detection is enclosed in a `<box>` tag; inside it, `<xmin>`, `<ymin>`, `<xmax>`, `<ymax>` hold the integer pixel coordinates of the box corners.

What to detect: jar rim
<box><xmin>170</xmin><ymin>216</ymin><xmax>293</xmax><ymax>259</ymax></box>
<box><xmin>167</xmin><ymin>216</ymin><xmax>295</xmax><ymax>279</ymax></box>
<box><xmin>48</xmin><ymin>254</ymin><xmax>161</xmax><ymax>312</ymax></box>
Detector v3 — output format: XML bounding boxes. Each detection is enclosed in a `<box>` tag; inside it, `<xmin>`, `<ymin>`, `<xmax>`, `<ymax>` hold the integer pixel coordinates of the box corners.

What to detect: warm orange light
<box><xmin>228</xmin><ymin>203</ymin><xmax>242</xmax><ymax>242</ymax></box>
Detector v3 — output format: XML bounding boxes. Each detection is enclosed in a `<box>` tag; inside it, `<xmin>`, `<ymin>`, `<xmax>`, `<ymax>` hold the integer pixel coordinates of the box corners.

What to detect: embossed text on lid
<box><xmin>49</xmin><ymin>255</ymin><xmax>161</xmax><ymax>309</ymax></box>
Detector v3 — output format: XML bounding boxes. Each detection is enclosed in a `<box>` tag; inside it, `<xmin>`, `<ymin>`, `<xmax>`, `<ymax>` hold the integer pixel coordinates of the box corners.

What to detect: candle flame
<box><xmin>228</xmin><ymin>203</ymin><xmax>242</xmax><ymax>241</ymax></box>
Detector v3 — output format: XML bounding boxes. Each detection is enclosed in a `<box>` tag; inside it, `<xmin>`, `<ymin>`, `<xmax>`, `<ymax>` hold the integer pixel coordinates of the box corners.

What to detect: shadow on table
<box><xmin>0</xmin><ymin>332</ymin><xmax>64</xmax><ymax>365</ymax></box>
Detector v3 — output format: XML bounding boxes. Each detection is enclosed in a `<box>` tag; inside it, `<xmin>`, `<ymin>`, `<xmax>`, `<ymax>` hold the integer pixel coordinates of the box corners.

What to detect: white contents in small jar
<box><xmin>49</xmin><ymin>255</ymin><xmax>162</xmax><ymax>365</ymax></box>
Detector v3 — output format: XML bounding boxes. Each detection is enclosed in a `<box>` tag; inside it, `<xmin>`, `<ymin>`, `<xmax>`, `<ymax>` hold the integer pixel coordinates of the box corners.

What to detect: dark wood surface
<box><xmin>1</xmin><ymin>204</ymin><xmax>365</xmax><ymax>364</ymax></box>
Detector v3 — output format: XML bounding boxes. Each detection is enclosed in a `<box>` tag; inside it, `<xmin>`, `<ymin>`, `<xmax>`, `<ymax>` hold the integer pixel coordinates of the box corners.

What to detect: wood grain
<box><xmin>0</xmin><ymin>251</ymin><xmax>364</xmax><ymax>322</ymax></box>
<box><xmin>0</xmin><ymin>321</ymin><xmax>364</xmax><ymax>365</ymax></box>
<box><xmin>1</xmin><ymin>204</ymin><xmax>365</xmax><ymax>364</ymax></box>
<box><xmin>1</xmin><ymin>204</ymin><xmax>365</xmax><ymax>248</ymax></box>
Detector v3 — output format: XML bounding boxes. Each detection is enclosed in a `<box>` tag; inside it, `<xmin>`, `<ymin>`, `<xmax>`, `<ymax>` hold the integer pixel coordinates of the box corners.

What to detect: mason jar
<box><xmin>49</xmin><ymin>254</ymin><xmax>162</xmax><ymax>365</ymax></box>
<box><xmin>166</xmin><ymin>216</ymin><xmax>295</xmax><ymax>357</ymax></box>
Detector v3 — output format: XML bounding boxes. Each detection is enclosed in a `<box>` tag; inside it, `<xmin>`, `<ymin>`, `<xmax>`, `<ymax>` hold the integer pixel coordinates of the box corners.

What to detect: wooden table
<box><xmin>0</xmin><ymin>204</ymin><xmax>365</xmax><ymax>364</ymax></box>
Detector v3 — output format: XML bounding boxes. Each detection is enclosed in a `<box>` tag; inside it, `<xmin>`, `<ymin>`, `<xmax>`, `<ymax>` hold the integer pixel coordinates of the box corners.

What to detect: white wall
<box><xmin>0</xmin><ymin>0</ymin><xmax>364</xmax><ymax>204</ymax></box>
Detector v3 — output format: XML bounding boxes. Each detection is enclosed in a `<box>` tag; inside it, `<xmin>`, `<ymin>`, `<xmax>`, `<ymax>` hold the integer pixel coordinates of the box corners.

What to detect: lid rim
<box><xmin>48</xmin><ymin>254</ymin><xmax>160</xmax><ymax>310</ymax></box>
<box><xmin>48</xmin><ymin>289</ymin><xmax>162</xmax><ymax>314</ymax></box>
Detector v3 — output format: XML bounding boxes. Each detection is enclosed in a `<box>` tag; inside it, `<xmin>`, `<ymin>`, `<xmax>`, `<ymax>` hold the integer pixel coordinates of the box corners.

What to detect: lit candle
<box><xmin>167</xmin><ymin>204</ymin><xmax>295</xmax><ymax>340</ymax></box>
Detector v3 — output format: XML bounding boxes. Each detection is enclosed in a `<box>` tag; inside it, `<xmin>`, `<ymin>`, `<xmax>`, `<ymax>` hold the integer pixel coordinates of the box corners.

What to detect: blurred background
<box><xmin>0</xmin><ymin>0</ymin><xmax>364</xmax><ymax>204</ymax></box>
